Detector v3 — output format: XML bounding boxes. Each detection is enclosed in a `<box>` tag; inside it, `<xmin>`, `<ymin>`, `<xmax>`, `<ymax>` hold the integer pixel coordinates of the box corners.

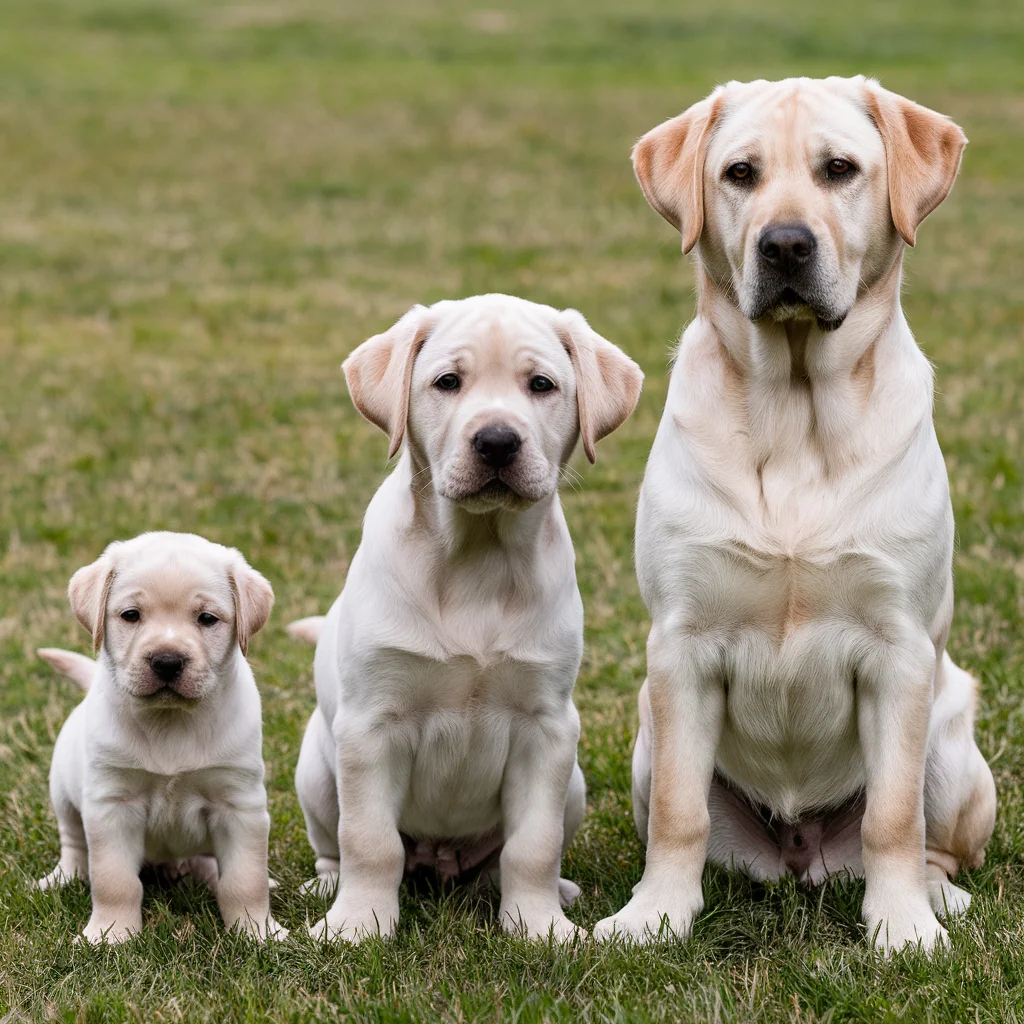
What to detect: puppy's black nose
<box><xmin>758</xmin><ymin>224</ymin><xmax>817</xmax><ymax>274</ymax></box>
<box><xmin>473</xmin><ymin>425</ymin><xmax>521</xmax><ymax>469</ymax></box>
<box><xmin>149</xmin><ymin>651</ymin><xmax>185</xmax><ymax>683</ymax></box>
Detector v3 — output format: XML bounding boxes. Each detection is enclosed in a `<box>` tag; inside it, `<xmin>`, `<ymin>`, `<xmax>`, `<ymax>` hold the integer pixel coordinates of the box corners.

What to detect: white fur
<box><xmin>595</xmin><ymin>77</ymin><xmax>995</xmax><ymax>954</ymax></box>
<box><xmin>296</xmin><ymin>294</ymin><xmax>641</xmax><ymax>943</ymax></box>
<box><xmin>35</xmin><ymin>532</ymin><xmax>286</xmax><ymax>944</ymax></box>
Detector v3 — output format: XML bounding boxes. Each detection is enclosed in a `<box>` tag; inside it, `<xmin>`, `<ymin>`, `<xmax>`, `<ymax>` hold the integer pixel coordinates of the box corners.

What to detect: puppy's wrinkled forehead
<box><xmin>109</xmin><ymin>544</ymin><xmax>233</xmax><ymax>612</ymax></box>
<box><xmin>709</xmin><ymin>79</ymin><xmax>884</xmax><ymax>174</ymax></box>
<box><xmin>413</xmin><ymin>301</ymin><xmax>573</xmax><ymax>383</ymax></box>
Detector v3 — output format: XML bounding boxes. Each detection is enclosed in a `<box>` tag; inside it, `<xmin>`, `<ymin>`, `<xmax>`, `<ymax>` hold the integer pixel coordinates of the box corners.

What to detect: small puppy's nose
<box><xmin>758</xmin><ymin>224</ymin><xmax>817</xmax><ymax>274</ymax></box>
<box><xmin>149</xmin><ymin>651</ymin><xmax>186</xmax><ymax>683</ymax></box>
<box><xmin>473</xmin><ymin>425</ymin><xmax>521</xmax><ymax>469</ymax></box>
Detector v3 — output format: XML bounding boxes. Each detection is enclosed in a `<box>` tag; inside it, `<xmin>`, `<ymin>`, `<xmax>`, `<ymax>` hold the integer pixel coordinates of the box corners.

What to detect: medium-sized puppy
<box><xmin>35</xmin><ymin>531</ymin><xmax>286</xmax><ymax>944</ymax></box>
<box><xmin>295</xmin><ymin>293</ymin><xmax>643</xmax><ymax>942</ymax></box>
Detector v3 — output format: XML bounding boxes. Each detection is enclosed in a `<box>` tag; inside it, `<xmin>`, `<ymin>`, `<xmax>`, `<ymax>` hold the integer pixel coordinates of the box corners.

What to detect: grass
<box><xmin>1</xmin><ymin>0</ymin><xmax>1023</xmax><ymax>1019</ymax></box>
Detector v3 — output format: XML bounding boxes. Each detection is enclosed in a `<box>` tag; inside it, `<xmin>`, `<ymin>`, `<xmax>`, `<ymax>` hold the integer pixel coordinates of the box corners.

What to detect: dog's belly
<box><xmin>139</xmin><ymin>775</ymin><xmax>216</xmax><ymax>862</ymax></box>
<box><xmin>716</xmin><ymin>621</ymin><xmax>864</xmax><ymax>821</ymax></box>
<box><xmin>398</xmin><ymin>701</ymin><xmax>512</xmax><ymax>841</ymax></box>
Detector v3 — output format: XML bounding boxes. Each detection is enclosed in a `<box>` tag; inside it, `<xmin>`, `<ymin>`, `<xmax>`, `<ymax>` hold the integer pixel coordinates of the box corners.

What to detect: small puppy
<box><xmin>35</xmin><ymin>531</ymin><xmax>286</xmax><ymax>943</ymax></box>
<box><xmin>596</xmin><ymin>77</ymin><xmax>996</xmax><ymax>953</ymax></box>
<box><xmin>295</xmin><ymin>293</ymin><xmax>642</xmax><ymax>942</ymax></box>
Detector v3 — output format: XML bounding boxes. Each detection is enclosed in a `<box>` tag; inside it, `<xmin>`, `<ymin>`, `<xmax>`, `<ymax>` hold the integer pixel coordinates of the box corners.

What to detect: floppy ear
<box><xmin>342</xmin><ymin>305</ymin><xmax>435</xmax><ymax>459</ymax></box>
<box><xmin>864</xmin><ymin>81</ymin><xmax>967</xmax><ymax>247</ymax></box>
<box><xmin>230</xmin><ymin>556</ymin><xmax>275</xmax><ymax>657</ymax></box>
<box><xmin>68</xmin><ymin>554</ymin><xmax>116</xmax><ymax>654</ymax></box>
<box><xmin>632</xmin><ymin>88</ymin><xmax>725</xmax><ymax>254</ymax></box>
<box><xmin>557</xmin><ymin>310</ymin><xmax>644</xmax><ymax>464</ymax></box>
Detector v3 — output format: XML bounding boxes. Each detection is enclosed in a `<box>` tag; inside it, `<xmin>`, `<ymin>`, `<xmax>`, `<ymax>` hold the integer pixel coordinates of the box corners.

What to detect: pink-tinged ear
<box><xmin>864</xmin><ymin>81</ymin><xmax>967</xmax><ymax>247</ymax></box>
<box><xmin>557</xmin><ymin>309</ymin><xmax>644</xmax><ymax>464</ymax></box>
<box><xmin>632</xmin><ymin>89</ymin><xmax>725</xmax><ymax>254</ymax></box>
<box><xmin>67</xmin><ymin>554</ymin><xmax>116</xmax><ymax>653</ymax></box>
<box><xmin>342</xmin><ymin>305</ymin><xmax>435</xmax><ymax>459</ymax></box>
<box><xmin>230</xmin><ymin>556</ymin><xmax>274</xmax><ymax>657</ymax></box>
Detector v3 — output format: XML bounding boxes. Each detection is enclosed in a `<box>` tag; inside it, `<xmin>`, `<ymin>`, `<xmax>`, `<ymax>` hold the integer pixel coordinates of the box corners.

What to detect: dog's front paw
<box><xmin>501</xmin><ymin>903</ymin><xmax>585</xmax><ymax>943</ymax></box>
<box><xmin>594</xmin><ymin>886</ymin><xmax>703</xmax><ymax>944</ymax></box>
<box><xmin>80</xmin><ymin>916</ymin><xmax>139</xmax><ymax>945</ymax></box>
<box><xmin>308</xmin><ymin>889</ymin><xmax>398</xmax><ymax>943</ymax></box>
<box><xmin>865</xmin><ymin>900</ymin><xmax>947</xmax><ymax>954</ymax></box>
<box><xmin>34</xmin><ymin>866</ymin><xmax>79</xmax><ymax>891</ymax></box>
<box><xmin>927</xmin><ymin>876</ymin><xmax>972</xmax><ymax>920</ymax></box>
<box><xmin>300</xmin><ymin>872</ymin><xmax>339</xmax><ymax>900</ymax></box>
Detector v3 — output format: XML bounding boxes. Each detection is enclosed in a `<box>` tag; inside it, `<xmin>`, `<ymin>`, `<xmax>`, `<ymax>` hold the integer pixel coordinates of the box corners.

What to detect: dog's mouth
<box><xmin>473</xmin><ymin>478</ymin><xmax>514</xmax><ymax>498</ymax></box>
<box><xmin>132</xmin><ymin>681</ymin><xmax>202</xmax><ymax>707</ymax></box>
<box><xmin>750</xmin><ymin>285</ymin><xmax>847</xmax><ymax>333</ymax></box>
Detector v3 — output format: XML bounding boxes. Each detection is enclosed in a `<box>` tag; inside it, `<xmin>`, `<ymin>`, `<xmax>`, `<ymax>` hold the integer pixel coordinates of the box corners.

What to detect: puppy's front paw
<box><xmin>865</xmin><ymin>900</ymin><xmax>947</xmax><ymax>955</ymax></box>
<box><xmin>594</xmin><ymin>885</ymin><xmax>703</xmax><ymax>944</ymax></box>
<box><xmin>501</xmin><ymin>902</ymin><xmax>585</xmax><ymax>943</ymax></box>
<box><xmin>34</xmin><ymin>866</ymin><xmax>79</xmax><ymax>891</ymax></box>
<box><xmin>241</xmin><ymin>915</ymin><xmax>289</xmax><ymax>942</ymax></box>
<box><xmin>928</xmin><ymin>876</ymin><xmax>972</xmax><ymax>920</ymax></box>
<box><xmin>309</xmin><ymin>889</ymin><xmax>398</xmax><ymax>943</ymax></box>
<box><xmin>80</xmin><ymin>916</ymin><xmax>139</xmax><ymax>945</ymax></box>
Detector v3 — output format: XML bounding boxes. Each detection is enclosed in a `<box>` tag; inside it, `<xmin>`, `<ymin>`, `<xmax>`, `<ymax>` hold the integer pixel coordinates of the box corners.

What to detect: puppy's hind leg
<box><xmin>35</xmin><ymin>799</ymin><xmax>88</xmax><ymax>890</ymax></box>
<box><xmin>295</xmin><ymin>708</ymin><xmax>340</xmax><ymax>898</ymax></box>
<box><xmin>558</xmin><ymin>760</ymin><xmax>586</xmax><ymax>908</ymax></box>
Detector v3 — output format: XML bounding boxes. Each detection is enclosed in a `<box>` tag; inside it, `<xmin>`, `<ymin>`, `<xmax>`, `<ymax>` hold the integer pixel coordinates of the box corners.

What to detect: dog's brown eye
<box><xmin>197</xmin><ymin>612</ymin><xmax>218</xmax><ymax>627</ymax></box>
<box><xmin>826</xmin><ymin>158</ymin><xmax>854</xmax><ymax>178</ymax></box>
<box><xmin>726</xmin><ymin>162</ymin><xmax>753</xmax><ymax>182</ymax></box>
<box><xmin>434</xmin><ymin>373</ymin><xmax>460</xmax><ymax>392</ymax></box>
<box><xmin>529</xmin><ymin>375</ymin><xmax>556</xmax><ymax>394</ymax></box>
<box><xmin>120</xmin><ymin>609</ymin><xmax>140</xmax><ymax>623</ymax></box>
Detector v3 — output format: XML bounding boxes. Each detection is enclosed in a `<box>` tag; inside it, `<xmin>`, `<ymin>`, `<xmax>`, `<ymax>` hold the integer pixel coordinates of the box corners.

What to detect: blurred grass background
<box><xmin>1</xmin><ymin>0</ymin><xmax>1022</xmax><ymax>1020</ymax></box>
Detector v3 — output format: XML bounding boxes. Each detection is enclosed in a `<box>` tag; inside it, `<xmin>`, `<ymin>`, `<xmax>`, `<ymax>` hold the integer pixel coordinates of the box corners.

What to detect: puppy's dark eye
<box><xmin>826</xmin><ymin>158</ymin><xmax>855</xmax><ymax>179</ymax></box>
<box><xmin>120</xmin><ymin>609</ymin><xmax>140</xmax><ymax>623</ymax></box>
<box><xmin>529</xmin><ymin>375</ymin><xmax>556</xmax><ymax>394</ymax></box>
<box><xmin>197</xmin><ymin>612</ymin><xmax>219</xmax><ymax>627</ymax></box>
<box><xmin>726</xmin><ymin>162</ymin><xmax>754</xmax><ymax>183</ymax></box>
<box><xmin>434</xmin><ymin>373</ymin><xmax>461</xmax><ymax>392</ymax></box>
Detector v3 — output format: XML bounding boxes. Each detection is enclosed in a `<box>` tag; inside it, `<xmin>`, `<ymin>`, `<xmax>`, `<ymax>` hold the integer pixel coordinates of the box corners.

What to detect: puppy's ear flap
<box><xmin>68</xmin><ymin>554</ymin><xmax>116</xmax><ymax>654</ymax></box>
<box><xmin>342</xmin><ymin>305</ymin><xmax>435</xmax><ymax>459</ymax></box>
<box><xmin>230</xmin><ymin>556</ymin><xmax>275</xmax><ymax>657</ymax></box>
<box><xmin>632</xmin><ymin>89</ymin><xmax>725</xmax><ymax>254</ymax></box>
<box><xmin>557</xmin><ymin>310</ymin><xmax>643</xmax><ymax>464</ymax></box>
<box><xmin>864</xmin><ymin>80</ymin><xmax>967</xmax><ymax>247</ymax></box>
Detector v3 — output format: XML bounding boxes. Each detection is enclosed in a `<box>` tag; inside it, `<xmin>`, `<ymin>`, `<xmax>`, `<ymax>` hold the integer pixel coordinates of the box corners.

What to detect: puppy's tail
<box><xmin>37</xmin><ymin>648</ymin><xmax>96</xmax><ymax>692</ymax></box>
<box><xmin>286</xmin><ymin>616</ymin><xmax>326</xmax><ymax>646</ymax></box>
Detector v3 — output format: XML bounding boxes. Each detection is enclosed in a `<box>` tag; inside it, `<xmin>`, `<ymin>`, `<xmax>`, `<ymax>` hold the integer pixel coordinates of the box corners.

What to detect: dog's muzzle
<box><xmin>136</xmin><ymin>648</ymin><xmax>199</xmax><ymax>701</ymax></box>
<box><xmin>747</xmin><ymin>222</ymin><xmax>847</xmax><ymax>331</ymax></box>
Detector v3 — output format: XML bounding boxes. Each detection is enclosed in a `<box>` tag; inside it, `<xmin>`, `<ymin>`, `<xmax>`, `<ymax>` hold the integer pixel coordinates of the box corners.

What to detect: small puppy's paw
<box><xmin>34</xmin><ymin>867</ymin><xmax>78</xmax><ymax>891</ymax></box>
<box><xmin>502</xmin><ymin>907</ymin><xmax>585</xmax><ymax>943</ymax></box>
<box><xmin>866</xmin><ymin>905</ymin><xmax>948</xmax><ymax>955</ymax></box>
<box><xmin>928</xmin><ymin>878</ymin><xmax>972</xmax><ymax>920</ymax></box>
<box><xmin>593</xmin><ymin>888</ymin><xmax>702</xmax><ymax>944</ymax></box>
<box><xmin>80</xmin><ymin>918</ymin><xmax>138</xmax><ymax>945</ymax></box>
<box><xmin>557</xmin><ymin>878</ymin><xmax>581</xmax><ymax>908</ymax></box>
<box><xmin>309</xmin><ymin>892</ymin><xmax>397</xmax><ymax>943</ymax></box>
<box><xmin>241</xmin><ymin>915</ymin><xmax>289</xmax><ymax>942</ymax></box>
<box><xmin>300</xmin><ymin>872</ymin><xmax>339</xmax><ymax>899</ymax></box>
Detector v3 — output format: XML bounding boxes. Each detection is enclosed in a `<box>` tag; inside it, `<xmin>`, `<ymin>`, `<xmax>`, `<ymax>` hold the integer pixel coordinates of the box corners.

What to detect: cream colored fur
<box><xmin>595</xmin><ymin>77</ymin><xmax>995</xmax><ymax>954</ymax></box>
<box><xmin>35</xmin><ymin>531</ymin><xmax>285</xmax><ymax>944</ymax></box>
<box><xmin>294</xmin><ymin>293</ymin><xmax>642</xmax><ymax>943</ymax></box>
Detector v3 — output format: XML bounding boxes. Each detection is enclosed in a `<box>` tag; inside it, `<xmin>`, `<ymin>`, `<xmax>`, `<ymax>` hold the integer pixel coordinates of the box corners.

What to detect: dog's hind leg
<box><xmin>295</xmin><ymin>708</ymin><xmax>340</xmax><ymax>898</ymax></box>
<box><xmin>35</xmin><ymin>800</ymin><xmax>88</xmax><ymax>890</ymax></box>
<box><xmin>922</xmin><ymin>653</ymin><xmax>996</xmax><ymax>919</ymax></box>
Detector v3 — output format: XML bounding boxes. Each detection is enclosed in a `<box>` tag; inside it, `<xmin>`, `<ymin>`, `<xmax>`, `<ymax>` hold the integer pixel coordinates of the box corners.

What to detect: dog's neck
<box><xmin>690</xmin><ymin>254</ymin><xmax>929</xmax><ymax>472</ymax></box>
<box><xmin>399</xmin><ymin>450</ymin><xmax>562</xmax><ymax>568</ymax></box>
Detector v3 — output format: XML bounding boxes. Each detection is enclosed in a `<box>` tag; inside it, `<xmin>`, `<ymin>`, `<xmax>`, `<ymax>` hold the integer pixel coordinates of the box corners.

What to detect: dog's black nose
<box><xmin>149</xmin><ymin>651</ymin><xmax>186</xmax><ymax>683</ymax></box>
<box><xmin>758</xmin><ymin>224</ymin><xmax>817</xmax><ymax>274</ymax></box>
<box><xmin>473</xmin><ymin>425</ymin><xmax>521</xmax><ymax>469</ymax></box>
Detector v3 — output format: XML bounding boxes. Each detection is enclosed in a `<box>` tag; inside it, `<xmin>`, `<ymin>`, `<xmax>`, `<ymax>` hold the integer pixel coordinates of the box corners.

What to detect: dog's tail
<box><xmin>37</xmin><ymin>648</ymin><xmax>96</xmax><ymax>692</ymax></box>
<box><xmin>286</xmin><ymin>616</ymin><xmax>326</xmax><ymax>646</ymax></box>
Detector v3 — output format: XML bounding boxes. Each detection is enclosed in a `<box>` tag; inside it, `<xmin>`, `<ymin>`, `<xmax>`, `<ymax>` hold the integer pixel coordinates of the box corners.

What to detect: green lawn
<box><xmin>1</xmin><ymin>0</ymin><xmax>1023</xmax><ymax>1020</ymax></box>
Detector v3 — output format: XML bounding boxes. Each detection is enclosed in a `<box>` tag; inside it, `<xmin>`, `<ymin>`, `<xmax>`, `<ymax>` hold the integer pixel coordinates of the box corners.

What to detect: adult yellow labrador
<box><xmin>595</xmin><ymin>77</ymin><xmax>996</xmax><ymax>952</ymax></box>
